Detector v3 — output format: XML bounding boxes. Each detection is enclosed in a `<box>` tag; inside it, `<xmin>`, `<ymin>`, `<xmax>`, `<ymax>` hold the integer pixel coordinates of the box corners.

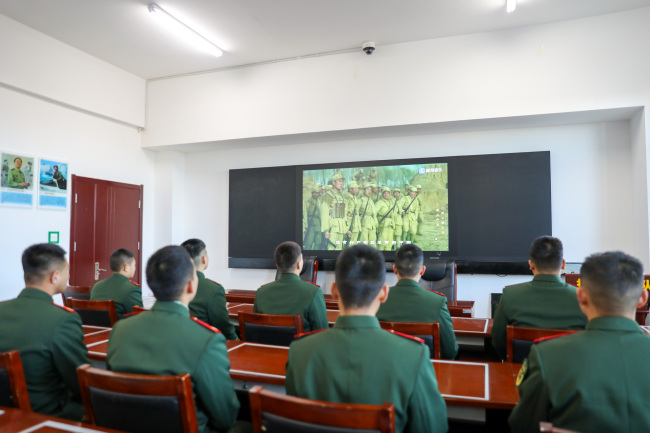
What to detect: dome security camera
<box><xmin>362</xmin><ymin>41</ymin><xmax>375</xmax><ymax>55</ymax></box>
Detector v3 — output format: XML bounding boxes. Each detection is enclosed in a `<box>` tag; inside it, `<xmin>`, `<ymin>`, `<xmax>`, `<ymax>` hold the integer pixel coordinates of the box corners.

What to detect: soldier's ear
<box><xmin>377</xmin><ymin>285</ymin><xmax>390</xmax><ymax>303</ymax></box>
<box><xmin>331</xmin><ymin>283</ymin><xmax>340</xmax><ymax>301</ymax></box>
<box><xmin>637</xmin><ymin>289</ymin><xmax>649</xmax><ymax>310</ymax></box>
<box><xmin>420</xmin><ymin>265</ymin><xmax>426</xmax><ymax>276</ymax></box>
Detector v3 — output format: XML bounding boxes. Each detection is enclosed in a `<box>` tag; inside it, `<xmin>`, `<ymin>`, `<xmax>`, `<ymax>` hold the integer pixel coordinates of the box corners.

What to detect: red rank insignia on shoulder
<box><xmin>534</xmin><ymin>331</ymin><xmax>575</xmax><ymax>344</ymax></box>
<box><xmin>426</xmin><ymin>289</ymin><xmax>446</xmax><ymax>297</ymax></box>
<box><xmin>129</xmin><ymin>280</ymin><xmax>141</xmax><ymax>288</ymax></box>
<box><xmin>191</xmin><ymin>316</ymin><xmax>221</xmax><ymax>333</ymax></box>
<box><xmin>52</xmin><ymin>303</ymin><xmax>76</xmax><ymax>313</ymax></box>
<box><xmin>385</xmin><ymin>329</ymin><xmax>425</xmax><ymax>343</ymax></box>
<box><xmin>294</xmin><ymin>329</ymin><xmax>326</xmax><ymax>339</ymax></box>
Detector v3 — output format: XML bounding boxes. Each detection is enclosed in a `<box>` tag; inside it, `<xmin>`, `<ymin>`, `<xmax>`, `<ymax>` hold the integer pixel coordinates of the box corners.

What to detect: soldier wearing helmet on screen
<box><xmin>375</xmin><ymin>187</ymin><xmax>397</xmax><ymax>251</ymax></box>
<box><xmin>359</xmin><ymin>185</ymin><xmax>378</xmax><ymax>246</ymax></box>
<box><xmin>304</xmin><ymin>185</ymin><xmax>322</xmax><ymax>250</ymax></box>
<box><xmin>344</xmin><ymin>181</ymin><xmax>361</xmax><ymax>246</ymax></box>
<box><xmin>403</xmin><ymin>188</ymin><xmax>420</xmax><ymax>242</ymax></box>
<box><xmin>393</xmin><ymin>187</ymin><xmax>408</xmax><ymax>250</ymax></box>
<box><xmin>321</xmin><ymin>171</ymin><xmax>347</xmax><ymax>250</ymax></box>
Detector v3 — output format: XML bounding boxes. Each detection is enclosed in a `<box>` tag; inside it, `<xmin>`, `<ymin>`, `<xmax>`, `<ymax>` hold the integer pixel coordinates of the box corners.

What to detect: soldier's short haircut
<box><xmin>335</xmin><ymin>245</ymin><xmax>385</xmax><ymax>309</ymax></box>
<box><xmin>395</xmin><ymin>244</ymin><xmax>424</xmax><ymax>278</ymax></box>
<box><xmin>14</xmin><ymin>157</ymin><xmax>21</xmax><ymax>163</ymax></box>
<box><xmin>181</xmin><ymin>238</ymin><xmax>207</xmax><ymax>267</ymax></box>
<box><xmin>146</xmin><ymin>246</ymin><xmax>195</xmax><ymax>301</ymax></box>
<box><xmin>109</xmin><ymin>248</ymin><xmax>135</xmax><ymax>272</ymax></box>
<box><xmin>529</xmin><ymin>236</ymin><xmax>563</xmax><ymax>272</ymax></box>
<box><xmin>22</xmin><ymin>243</ymin><xmax>67</xmax><ymax>285</ymax></box>
<box><xmin>580</xmin><ymin>251</ymin><xmax>644</xmax><ymax>315</ymax></box>
<box><xmin>275</xmin><ymin>241</ymin><xmax>302</xmax><ymax>273</ymax></box>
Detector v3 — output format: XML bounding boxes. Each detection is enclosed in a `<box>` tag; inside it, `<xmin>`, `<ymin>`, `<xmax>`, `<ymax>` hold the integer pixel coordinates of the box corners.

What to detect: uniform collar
<box><xmin>18</xmin><ymin>287</ymin><xmax>53</xmax><ymax>302</ymax></box>
<box><xmin>586</xmin><ymin>316</ymin><xmax>643</xmax><ymax>333</ymax></box>
<box><xmin>532</xmin><ymin>274</ymin><xmax>563</xmax><ymax>284</ymax></box>
<box><xmin>278</xmin><ymin>273</ymin><xmax>301</xmax><ymax>282</ymax></box>
<box><xmin>393</xmin><ymin>279</ymin><xmax>423</xmax><ymax>290</ymax></box>
<box><xmin>197</xmin><ymin>271</ymin><xmax>206</xmax><ymax>280</ymax></box>
<box><xmin>334</xmin><ymin>315</ymin><xmax>381</xmax><ymax>329</ymax></box>
<box><xmin>110</xmin><ymin>273</ymin><xmax>129</xmax><ymax>282</ymax></box>
<box><xmin>151</xmin><ymin>300</ymin><xmax>190</xmax><ymax>316</ymax></box>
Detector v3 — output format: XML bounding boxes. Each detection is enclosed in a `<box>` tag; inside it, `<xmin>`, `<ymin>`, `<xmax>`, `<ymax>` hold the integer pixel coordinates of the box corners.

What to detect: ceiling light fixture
<box><xmin>506</xmin><ymin>0</ymin><xmax>517</xmax><ymax>13</ymax></box>
<box><xmin>148</xmin><ymin>3</ymin><xmax>223</xmax><ymax>57</ymax></box>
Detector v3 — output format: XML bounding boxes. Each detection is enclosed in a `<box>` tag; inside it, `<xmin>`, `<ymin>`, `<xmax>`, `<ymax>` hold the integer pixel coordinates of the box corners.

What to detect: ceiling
<box><xmin>1</xmin><ymin>0</ymin><xmax>649</xmax><ymax>80</ymax></box>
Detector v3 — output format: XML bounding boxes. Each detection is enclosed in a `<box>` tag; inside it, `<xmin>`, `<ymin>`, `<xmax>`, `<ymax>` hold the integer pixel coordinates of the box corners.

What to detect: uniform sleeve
<box><xmin>7</xmin><ymin>169</ymin><xmax>19</xmax><ymax>187</ymax></box>
<box><xmin>508</xmin><ymin>346</ymin><xmax>551</xmax><ymax>433</ymax></box>
<box><xmin>491</xmin><ymin>289</ymin><xmax>508</xmax><ymax>360</ymax></box>
<box><xmin>126</xmin><ymin>286</ymin><xmax>143</xmax><ymax>311</ymax></box>
<box><xmin>405</xmin><ymin>347</ymin><xmax>448</xmax><ymax>433</ymax></box>
<box><xmin>306</xmin><ymin>288</ymin><xmax>329</xmax><ymax>331</ymax></box>
<box><xmin>207</xmin><ymin>287</ymin><xmax>238</xmax><ymax>340</ymax></box>
<box><xmin>438</xmin><ymin>300</ymin><xmax>458</xmax><ymax>360</ymax></box>
<box><xmin>192</xmin><ymin>334</ymin><xmax>240</xmax><ymax>432</ymax></box>
<box><xmin>51</xmin><ymin>313</ymin><xmax>90</xmax><ymax>399</ymax></box>
<box><xmin>253</xmin><ymin>294</ymin><xmax>261</xmax><ymax>313</ymax></box>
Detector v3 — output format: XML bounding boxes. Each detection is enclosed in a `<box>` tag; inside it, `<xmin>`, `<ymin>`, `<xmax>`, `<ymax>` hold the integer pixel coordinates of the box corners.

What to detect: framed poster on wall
<box><xmin>0</xmin><ymin>151</ymin><xmax>35</xmax><ymax>207</ymax></box>
<box><xmin>38</xmin><ymin>157</ymin><xmax>69</xmax><ymax>209</ymax></box>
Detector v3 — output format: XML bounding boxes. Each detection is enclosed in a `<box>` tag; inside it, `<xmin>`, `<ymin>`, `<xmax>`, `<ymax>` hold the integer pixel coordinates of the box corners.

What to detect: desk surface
<box><xmin>225</xmin><ymin>341</ymin><xmax>518</xmax><ymax>409</ymax></box>
<box><xmin>0</xmin><ymin>407</ymin><xmax>122</xmax><ymax>433</ymax></box>
<box><xmin>82</xmin><ymin>325</ymin><xmax>111</xmax><ymax>361</ymax></box>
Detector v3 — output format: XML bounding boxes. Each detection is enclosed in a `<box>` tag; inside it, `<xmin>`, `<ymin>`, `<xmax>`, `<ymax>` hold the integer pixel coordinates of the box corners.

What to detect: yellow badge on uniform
<box><xmin>516</xmin><ymin>359</ymin><xmax>528</xmax><ymax>387</ymax></box>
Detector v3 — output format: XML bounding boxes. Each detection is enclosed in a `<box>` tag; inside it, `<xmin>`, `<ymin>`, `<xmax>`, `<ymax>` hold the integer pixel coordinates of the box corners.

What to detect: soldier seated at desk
<box><xmin>254</xmin><ymin>241</ymin><xmax>328</xmax><ymax>332</ymax></box>
<box><xmin>509</xmin><ymin>251</ymin><xmax>650</xmax><ymax>433</ymax></box>
<box><xmin>181</xmin><ymin>238</ymin><xmax>238</xmax><ymax>340</ymax></box>
<box><xmin>90</xmin><ymin>248</ymin><xmax>142</xmax><ymax>319</ymax></box>
<box><xmin>376</xmin><ymin>243</ymin><xmax>458</xmax><ymax>359</ymax></box>
<box><xmin>107</xmin><ymin>246</ymin><xmax>240</xmax><ymax>433</ymax></box>
<box><xmin>491</xmin><ymin>236</ymin><xmax>587</xmax><ymax>360</ymax></box>
<box><xmin>0</xmin><ymin>243</ymin><xmax>89</xmax><ymax>420</ymax></box>
<box><xmin>286</xmin><ymin>245</ymin><xmax>448</xmax><ymax>433</ymax></box>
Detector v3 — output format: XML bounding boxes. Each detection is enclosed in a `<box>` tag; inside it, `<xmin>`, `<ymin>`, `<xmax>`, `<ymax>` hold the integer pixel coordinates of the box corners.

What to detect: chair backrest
<box><xmin>379</xmin><ymin>322</ymin><xmax>441</xmax><ymax>359</ymax></box>
<box><xmin>507</xmin><ymin>325</ymin><xmax>580</xmax><ymax>363</ymax></box>
<box><xmin>77</xmin><ymin>364</ymin><xmax>198</xmax><ymax>433</ymax></box>
<box><xmin>419</xmin><ymin>261</ymin><xmax>456</xmax><ymax>302</ymax></box>
<box><xmin>274</xmin><ymin>256</ymin><xmax>319</xmax><ymax>284</ymax></box>
<box><xmin>249</xmin><ymin>385</ymin><xmax>395</xmax><ymax>433</ymax></box>
<box><xmin>238</xmin><ymin>312</ymin><xmax>304</xmax><ymax>346</ymax></box>
<box><xmin>61</xmin><ymin>285</ymin><xmax>92</xmax><ymax>307</ymax></box>
<box><xmin>0</xmin><ymin>350</ymin><xmax>31</xmax><ymax>410</ymax></box>
<box><xmin>68</xmin><ymin>298</ymin><xmax>118</xmax><ymax>327</ymax></box>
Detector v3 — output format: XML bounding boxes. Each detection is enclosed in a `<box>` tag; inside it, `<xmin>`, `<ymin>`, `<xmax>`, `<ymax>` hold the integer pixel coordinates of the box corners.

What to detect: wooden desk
<box><xmin>82</xmin><ymin>325</ymin><xmax>110</xmax><ymax>363</ymax></box>
<box><xmin>225</xmin><ymin>341</ymin><xmax>518</xmax><ymax>422</ymax></box>
<box><xmin>0</xmin><ymin>407</ymin><xmax>121</xmax><ymax>433</ymax></box>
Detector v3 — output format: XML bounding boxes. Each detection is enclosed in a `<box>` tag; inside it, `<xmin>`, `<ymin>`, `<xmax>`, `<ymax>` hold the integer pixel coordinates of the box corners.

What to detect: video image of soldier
<box><xmin>393</xmin><ymin>187</ymin><xmax>408</xmax><ymax>250</ymax></box>
<box><xmin>303</xmin><ymin>185</ymin><xmax>322</xmax><ymax>250</ymax></box>
<box><xmin>358</xmin><ymin>185</ymin><xmax>378</xmax><ymax>247</ymax></box>
<box><xmin>343</xmin><ymin>181</ymin><xmax>361</xmax><ymax>247</ymax></box>
<box><xmin>375</xmin><ymin>186</ymin><xmax>397</xmax><ymax>251</ymax></box>
<box><xmin>320</xmin><ymin>171</ymin><xmax>347</xmax><ymax>250</ymax></box>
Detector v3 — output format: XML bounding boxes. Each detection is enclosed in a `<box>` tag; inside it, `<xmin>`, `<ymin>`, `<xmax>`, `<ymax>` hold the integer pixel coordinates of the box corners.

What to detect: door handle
<box><xmin>95</xmin><ymin>262</ymin><xmax>107</xmax><ymax>281</ymax></box>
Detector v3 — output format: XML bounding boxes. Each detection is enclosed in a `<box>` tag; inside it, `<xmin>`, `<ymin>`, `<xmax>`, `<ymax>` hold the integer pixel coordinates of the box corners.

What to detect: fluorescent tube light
<box><xmin>506</xmin><ymin>0</ymin><xmax>517</xmax><ymax>13</ymax></box>
<box><xmin>148</xmin><ymin>3</ymin><xmax>223</xmax><ymax>57</ymax></box>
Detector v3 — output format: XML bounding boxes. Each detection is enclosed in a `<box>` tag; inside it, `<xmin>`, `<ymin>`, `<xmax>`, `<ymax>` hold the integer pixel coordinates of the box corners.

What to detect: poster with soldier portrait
<box><xmin>38</xmin><ymin>157</ymin><xmax>69</xmax><ymax>209</ymax></box>
<box><xmin>302</xmin><ymin>163</ymin><xmax>449</xmax><ymax>252</ymax></box>
<box><xmin>0</xmin><ymin>151</ymin><xmax>35</xmax><ymax>207</ymax></box>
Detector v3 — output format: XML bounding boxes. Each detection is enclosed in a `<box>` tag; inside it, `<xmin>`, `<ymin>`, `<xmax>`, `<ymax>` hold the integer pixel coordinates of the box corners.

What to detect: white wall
<box><xmin>178</xmin><ymin>120</ymin><xmax>635</xmax><ymax>317</ymax></box>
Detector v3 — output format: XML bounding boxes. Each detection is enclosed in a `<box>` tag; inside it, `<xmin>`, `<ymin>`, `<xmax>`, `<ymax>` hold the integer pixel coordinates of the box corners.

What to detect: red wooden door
<box><xmin>69</xmin><ymin>175</ymin><xmax>143</xmax><ymax>286</ymax></box>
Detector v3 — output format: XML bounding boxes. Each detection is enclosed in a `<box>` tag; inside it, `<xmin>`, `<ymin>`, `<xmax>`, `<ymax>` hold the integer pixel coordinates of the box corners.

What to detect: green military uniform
<box><xmin>254</xmin><ymin>273</ymin><xmax>328</xmax><ymax>332</ymax></box>
<box><xmin>107</xmin><ymin>301</ymin><xmax>239</xmax><ymax>433</ymax></box>
<box><xmin>0</xmin><ymin>288</ymin><xmax>88</xmax><ymax>419</ymax></box>
<box><xmin>344</xmin><ymin>181</ymin><xmax>361</xmax><ymax>246</ymax></box>
<box><xmin>491</xmin><ymin>274</ymin><xmax>587</xmax><ymax>360</ymax></box>
<box><xmin>7</xmin><ymin>167</ymin><xmax>26</xmax><ymax>187</ymax></box>
<box><xmin>392</xmin><ymin>189</ymin><xmax>408</xmax><ymax>250</ymax></box>
<box><xmin>358</xmin><ymin>193</ymin><xmax>378</xmax><ymax>246</ymax></box>
<box><xmin>376</xmin><ymin>279</ymin><xmax>459</xmax><ymax>359</ymax></box>
<box><xmin>403</xmin><ymin>194</ymin><xmax>420</xmax><ymax>242</ymax></box>
<box><xmin>509</xmin><ymin>317</ymin><xmax>650</xmax><ymax>433</ymax></box>
<box><xmin>189</xmin><ymin>272</ymin><xmax>238</xmax><ymax>340</ymax></box>
<box><xmin>320</xmin><ymin>173</ymin><xmax>347</xmax><ymax>250</ymax></box>
<box><xmin>286</xmin><ymin>315</ymin><xmax>448</xmax><ymax>433</ymax></box>
<box><xmin>304</xmin><ymin>191</ymin><xmax>322</xmax><ymax>250</ymax></box>
<box><xmin>375</xmin><ymin>189</ymin><xmax>397</xmax><ymax>251</ymax></box>
<box><xmin>90</xmin><ymin>273</ymin><xmax>143</xmax><ymax>319</ymax></box>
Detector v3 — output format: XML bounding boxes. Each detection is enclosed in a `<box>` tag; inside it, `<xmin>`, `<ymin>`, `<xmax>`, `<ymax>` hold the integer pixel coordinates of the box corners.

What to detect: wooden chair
<box><xmin>0</xmin><ymin>350</ymin><xmax>31</xmax><ymax>410</ymax></box>
<box><xmin>67</xmin><ymin>298</ymin><xmax>118</xmax><ymax>327</ymax></box>
<box><xmin>507</xmin><ymin>325</ymin><xmax>580</xmax><ymax>363</ymax></box>
<box><xmin>60</xmin><ymin>285</ymin><xmax>92</xmax><ymax>307</ymax></box>
<box><xmin>123</xmin><ymin>305</ymin><xmax>147</xmax><ymax>318</ymax></box>
<box><xmin>249</xmin><ymin>385</ymin><xmax>395</xmax><ymax>433</ymax></box>
<box><xmin>77</xmin><ymin>364</ymin><xmax>198</xmax><ymax>433</ymax></box>
<box><xmin>379</xmin><ymin>321</ymin><xmax>441</xmax><ymax>359</ymax></box>
<box><xmin>238</xmin><ymin>312</ymin><xmax>304</xmax><ymax>346</ymax></box>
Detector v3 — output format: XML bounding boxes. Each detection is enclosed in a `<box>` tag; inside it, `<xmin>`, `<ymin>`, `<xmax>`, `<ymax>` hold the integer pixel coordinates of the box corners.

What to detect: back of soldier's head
<box><xmin>335</xmin><ymin>245</ymin><xmax>385</xmax><ymax>309</ymax></box>
<box><xmin>22</xmin><ymin>243</ymin><xmax>67</xmax><ymax>286</ymax></box>
<box><xmin>580</xmin><ymin>251</ymin><xmax>644</xmax><ymax>315</ymax></box>
<box><xmin>146</xmin><ymin>246</ymin><xmax>195</xmax><ymax>301</ymax></box>
<box><xmin>110</xmin><ymin>248</ymin><xmax>135</xmax><ymax>272</ymax></box>
<box><xmin>530</xmin><ymin>236</ymin><xmax>563</xmax><ymax>272</ymax></box>
<box><xmin>395</xmin><ymin>244</ymin><xmax>424</xmax><ymax>278</ymax></box>
<box><xmin>181</xmin><ymin>238</ymin><xmax>207</xmax><ymax>267</ymax></box>
<box><xmin>275</xmin><ymin>241</ymin><xmax>302</xmax><ymax>273</ymax></box>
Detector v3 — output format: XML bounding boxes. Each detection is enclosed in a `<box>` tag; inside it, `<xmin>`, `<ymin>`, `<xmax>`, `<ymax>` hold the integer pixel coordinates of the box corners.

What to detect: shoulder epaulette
<box><xmin>129</xmin><ymin>280</ymin><xmax>141</xmax><ymax>288</ymax></box>
<box><xmin>52</xmin><ymin>303</ymin><xmax>76</xmax><ymax>313</ymax></box>
<box><xmin>426</xmin><ymin>289</ymin><xmax>446</xmax><ymax>297</ymax></box>
<box><xmin>385</xmin><ymin>329</ymin><xmax>424</xmax><ymax>343</ymax></box>
<box><xmin>294</xmin><ymin>329</ymin><xmax>327</xmax><ymax>339</ymax></box>
<box><xmin>534</xmin><ymin>331</ymin><xmax>574</xmax><ymax>344</ymax></box>
<box><xmin>191</xmin><ymin>316</ymin><xmax>221</xmax><ymax>333</ymax></box>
